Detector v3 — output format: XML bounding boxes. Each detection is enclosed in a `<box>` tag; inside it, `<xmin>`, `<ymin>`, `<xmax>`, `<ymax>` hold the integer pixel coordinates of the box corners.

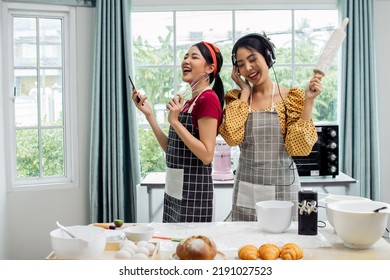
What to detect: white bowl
<box><xmin>256</xmin><ymin>200</ymin><xmax>293</xmax><ymax>233</ymax></box>
<box><xmin>124</xmin><ymin>226</ymin><xmax>154</xmax><ymax>242</ymax></box>
<box><xmin>322</xmin><ymin>195</ymin><xmax>371</xmax><ymax>227</ymax></box>
<box><xmin>50</xmin><ymin>225</ymin><xmax>106</xmax><ymax>259</ymax></box>
<box><xmin>328</xmin><ymin>200</ymin><xmax>390</xmax><ymax>248</ymax></box>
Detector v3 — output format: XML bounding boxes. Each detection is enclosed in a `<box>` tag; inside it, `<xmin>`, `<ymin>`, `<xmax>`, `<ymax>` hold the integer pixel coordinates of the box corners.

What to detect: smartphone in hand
<box><xmin>128</xmin><ymin>75</ymin><xmax>140</xmax><ymax>103</ymax></box>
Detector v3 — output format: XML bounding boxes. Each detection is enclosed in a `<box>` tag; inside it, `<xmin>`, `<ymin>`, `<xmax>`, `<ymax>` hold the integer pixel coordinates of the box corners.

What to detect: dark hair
<box><xmin>231</xmin><ymin>33</ymin><xmax>276</xmax><ymax>68</ymax></box>
<box><xmin>194</xmin><ymin>42</ymin><xmax>225</xmax><ymax>109</ymax></box>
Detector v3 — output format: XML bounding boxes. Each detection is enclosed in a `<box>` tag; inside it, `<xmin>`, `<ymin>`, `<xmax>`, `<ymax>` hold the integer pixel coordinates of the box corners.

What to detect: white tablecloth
<box><xmin>147</xmin><ymin>221</ymin><xmax>390</xmax><ymax>260</ymax></box>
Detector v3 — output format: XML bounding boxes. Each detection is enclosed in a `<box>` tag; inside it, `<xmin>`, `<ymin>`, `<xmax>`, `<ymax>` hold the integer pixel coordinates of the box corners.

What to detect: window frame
<box><xmin>2</xmin><ymin>2</ymin><xmax>79</xmax><ymax>192</ymax></box>
<box><xmin>132</xmin><ymin>8</ymin><xmax>340</xmax><ymax>121</ymax></box>
<box><xmin>130</xmin><ymin>0</ymin><xmax>337</xmax><ymax>12</ymax></box>
<box><xmin>130</xmin><ymin>4</ymin><xmax>340</xmax><ymax>177</ymax></box>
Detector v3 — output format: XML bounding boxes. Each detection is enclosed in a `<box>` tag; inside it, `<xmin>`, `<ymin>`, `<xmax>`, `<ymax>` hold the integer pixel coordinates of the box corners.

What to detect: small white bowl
<box><xmin>50</xmin><ymin>225</ymin><xmax>106</xmax><ymax>259</ymax></box>
<box><xmin>321</xmin><ymin>195</ymin><xmax>371</xmax><ymax>227</ymax></box>
<box><xmin>124</xmin><ymin>226</ymin><xmax>154</xmax><ymax>242</ymax></box>
<box><xmin>256</xmin><ymin>200</ymin><xmax>293</xmax><ymax>233</ymax></box>
<box><xmin>328</xmin><ymin>200</ymin><xmax>390</xmax><ymax>249</ymax></box>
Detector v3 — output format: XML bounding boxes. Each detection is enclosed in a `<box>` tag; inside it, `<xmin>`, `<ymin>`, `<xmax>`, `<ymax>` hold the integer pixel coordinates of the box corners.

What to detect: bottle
<box><xmin>298</xmin><ymin>189</ymin><xmax>318</xmax><ymax>235</ymax></box>
<box><xmin>212</xmin><ymin>136</ymin><xmax>234</xmax><ymax>181</ymax></box>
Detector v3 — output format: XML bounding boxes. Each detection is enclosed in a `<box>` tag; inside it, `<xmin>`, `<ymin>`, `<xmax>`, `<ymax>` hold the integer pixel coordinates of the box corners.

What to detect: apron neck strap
<box><xmin>249</xmin><ymin>82</ymin><xmax>276</xmax><ymax>112</ymax></box>
<box><xmin>187</xmin><ymin>87</ymin><xmax>211</xmax><ymax>113</ymax></box>
<box><xmin>270</xmin><ymin>82</ymin><xmax>276</xmax><ymax>112</ymax></box>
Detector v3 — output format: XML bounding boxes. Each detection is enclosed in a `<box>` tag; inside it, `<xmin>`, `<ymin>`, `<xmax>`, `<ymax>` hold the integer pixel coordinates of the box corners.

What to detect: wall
<box><xmin>375</xmin><ymin>0</ymin><xmax>390</xmax><ymax>230</ymax></box>
<box><xmin>0</xmin><ymin>3</ymin><xmax>95</xmax><ymax>259</ymax></box>
<box><xmin>0</xmin><ymin>1</ymin><xmax>6</xmax><ymax>260</ymax></box>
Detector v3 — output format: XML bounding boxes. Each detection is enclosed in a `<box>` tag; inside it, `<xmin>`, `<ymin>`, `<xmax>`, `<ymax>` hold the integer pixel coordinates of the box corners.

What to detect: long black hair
<box><xmin>194</xmin><ymin>42</ymin><xmax>225</xmax><ymax>109</ymax></box>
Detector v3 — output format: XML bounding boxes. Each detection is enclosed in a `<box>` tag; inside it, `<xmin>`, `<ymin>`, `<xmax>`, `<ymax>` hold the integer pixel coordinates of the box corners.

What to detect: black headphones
<box><xmin>231</xmin><ymin>33</ymin><xmax>276</xmax><ymax>68</ymax></box>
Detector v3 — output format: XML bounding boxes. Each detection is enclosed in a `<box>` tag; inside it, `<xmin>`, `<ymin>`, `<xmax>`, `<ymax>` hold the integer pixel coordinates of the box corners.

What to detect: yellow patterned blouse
<box><xmin>218</xmin><ymin>87</ymin><xmax>318</xmax><ymax>156</ymax></box>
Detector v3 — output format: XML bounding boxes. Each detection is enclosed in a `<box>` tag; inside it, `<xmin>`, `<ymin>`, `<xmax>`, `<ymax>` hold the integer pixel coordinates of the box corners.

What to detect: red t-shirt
<box><xmin>181</xmin><ymin>89</ymin><xmax>222</xmax><ymax>130</ymax></box>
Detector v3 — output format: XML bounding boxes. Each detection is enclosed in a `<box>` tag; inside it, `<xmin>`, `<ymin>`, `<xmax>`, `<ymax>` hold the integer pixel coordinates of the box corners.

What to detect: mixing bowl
<box><xmin>50</xmin><ymin>225</ymin><xmax>106</xmax><ymax>259</ymax></box>
<box><xmin>124</xmin><ymin>225</ymin><xmax>154</xmax><ymax>242</ymax></box>
<box><xmin>321</xmin><ymin>195</ymin><xmax>371</xmax><ymax>227</ymax></box>
<box><xmin>256</xmin><ymin>200</ymin><xmax>293</xmax><ymax>233</ymax></box>
<box><xmin>328</xmin><ymin>200</ymin><xmax>390</xmax><ymax>249</ymax></box>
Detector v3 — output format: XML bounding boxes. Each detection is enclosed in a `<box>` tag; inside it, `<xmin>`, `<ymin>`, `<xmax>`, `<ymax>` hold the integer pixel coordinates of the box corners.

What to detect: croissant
<box><xmin>280</xmin><ymin>243</ymin><xmax>304</xmax><ymax>260</ymax></box>
<box><xmin>258</xmin><ymin>244</ymin><xmax>281</xmax><ymax>260</ymax></box>
<box><xmin>238</xmin><ymin>245</ymin><xmax>260</xmax><ymax>260</ymax></box>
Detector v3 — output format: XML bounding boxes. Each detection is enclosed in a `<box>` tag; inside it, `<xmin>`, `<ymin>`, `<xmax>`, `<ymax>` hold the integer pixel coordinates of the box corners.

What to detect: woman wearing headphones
<box><xmin>219</xmin><ymin>33</ymin><xmax>323</xmax><ymax>221</ymax></box>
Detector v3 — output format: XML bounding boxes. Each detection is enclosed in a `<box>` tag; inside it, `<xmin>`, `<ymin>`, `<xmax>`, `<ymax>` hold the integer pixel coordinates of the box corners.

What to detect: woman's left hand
<box><xmin>305</xmin><ymin>73</ymin><xmax>323</xmax><ymax>100</ymax></box>
<box><xmin>167</xmin><ymin>94</ymin><xmax>184</xmax><ymax>125</ymax></box>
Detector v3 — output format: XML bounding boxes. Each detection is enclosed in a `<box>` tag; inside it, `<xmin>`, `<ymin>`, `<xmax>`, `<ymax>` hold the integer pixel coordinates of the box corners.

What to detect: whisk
<box><xmin>179</xmin><ymin>72</ymin><xmax>210</xmax><ymax>99</ymax></box>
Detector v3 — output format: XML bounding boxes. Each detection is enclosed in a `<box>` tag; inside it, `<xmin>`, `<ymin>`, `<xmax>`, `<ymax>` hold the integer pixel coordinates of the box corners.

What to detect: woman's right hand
<box><xmin>231</xmin><ymin>66</ymin><xmax>251</xmax><ymax>102</ymax></box>
<box><xmin>132</xmin><ymin>89</ymin><xmax>152</xmax><ymax>116</ymax></box>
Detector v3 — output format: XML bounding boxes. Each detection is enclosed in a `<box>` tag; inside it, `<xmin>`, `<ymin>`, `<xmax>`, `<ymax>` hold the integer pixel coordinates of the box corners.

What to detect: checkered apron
<box><xmin>163</xmin><ymin>92</ymin><xmax>213</xmax><ymax>223</ymax></box>
<box><xmin>226</xmin><ymin>84</ymin><xmax>300</xmax><ymax>221</ymax></box>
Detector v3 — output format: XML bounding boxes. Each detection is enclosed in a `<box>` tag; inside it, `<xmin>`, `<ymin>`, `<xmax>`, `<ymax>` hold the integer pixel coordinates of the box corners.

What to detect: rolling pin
<box><xmin>314</xmin><ymin>17</ymin><xmax>349</xmax><ymax>78</ymax></box>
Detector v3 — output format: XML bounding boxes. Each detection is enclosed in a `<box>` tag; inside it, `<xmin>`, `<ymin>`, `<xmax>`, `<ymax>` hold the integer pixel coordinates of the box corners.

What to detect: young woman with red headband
<box><xmin>132</xmin><ymin>41</ymin><xmax>224</xmax><ymax>223</ymax></box>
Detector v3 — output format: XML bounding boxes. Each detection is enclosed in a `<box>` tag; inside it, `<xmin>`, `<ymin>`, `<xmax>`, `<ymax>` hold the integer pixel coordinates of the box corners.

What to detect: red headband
<box><xmin>201</xmin><ymin>41</ymin><xmax>220</xmax><ymax>76</ymax></box>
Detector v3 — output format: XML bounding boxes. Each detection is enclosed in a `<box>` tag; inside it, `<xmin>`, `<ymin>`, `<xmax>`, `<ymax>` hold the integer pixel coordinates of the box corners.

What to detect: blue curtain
<box><xmin>89</xmin><ymin>0</ymin><xmax>140</xmax><ymax>223</ymax></box>
<box><xmin>338</xmin><ymin>0</ymin><xmax>380</xmax><ymax>200</ymax></box>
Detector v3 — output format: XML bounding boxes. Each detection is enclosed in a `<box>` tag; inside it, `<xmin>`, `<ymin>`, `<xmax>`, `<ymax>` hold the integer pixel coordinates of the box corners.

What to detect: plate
<box><xmin>170</xmin><ymin>251</ymin><xmax>226</xmax><ymax>260</ymax></box>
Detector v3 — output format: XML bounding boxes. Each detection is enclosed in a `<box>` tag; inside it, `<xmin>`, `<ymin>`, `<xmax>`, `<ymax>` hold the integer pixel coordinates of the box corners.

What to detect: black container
<box><xmin>298</xmin><ymin>189</ymin><xmax>318</xmax><ymax>235</ymax></box>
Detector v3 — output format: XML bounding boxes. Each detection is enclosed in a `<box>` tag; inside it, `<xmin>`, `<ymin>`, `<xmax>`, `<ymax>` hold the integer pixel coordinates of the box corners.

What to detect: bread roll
<box><xmin>259</xmin><ymin>244</ymin><xmax>281</xmax><ymax>260</ymax></box>
<box><xmin>176</xmin><ymin>235</ymin><xmax>217</xmax><ymax>260</ymax></box>
<box><xmin>280</xmin><ymin>243</ymin><xmax>304</xmax><ymax>260</ymax></box>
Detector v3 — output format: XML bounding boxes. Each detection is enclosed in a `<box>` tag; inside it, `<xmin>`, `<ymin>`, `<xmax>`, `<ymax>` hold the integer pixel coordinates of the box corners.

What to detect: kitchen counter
<box><xmin>148</xmin><ymin>221</ymin><xmax>390</xmax><ymax>260</ymax></box>
<box><xmin>49</xmin><ymin>221</ymin><xmax>390</xmax><ymax>260</ymax></box>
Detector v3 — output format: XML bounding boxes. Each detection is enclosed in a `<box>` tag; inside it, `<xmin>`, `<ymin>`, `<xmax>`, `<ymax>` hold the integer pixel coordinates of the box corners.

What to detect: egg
<box><xmin>121</xmin><ymin>242</ymin><xmax>137</xmax><ymax>251</ymax></box>
<box><xmin>114</xmin><ymin>250</ymin><xmax>132</xmax><ymax>259</ymax></box>
<box><xmin>146</xmin><ymin>243</ymin><xmax>156</xmax><ymax>256</ymax></box>
<box><xmin>137</xmin><ymin>240</ymin><xmax>149</xmax><ymax>248</ymax></box>
<box><xmin>120</xmin><ymin>239</ymin><xmax>136</xmax><ymax>248</ymax></box>
<box><xmin>121</xmin><ymin>246</ymin><xmax>136</xmax><ymax>256</ymax></box>
<box><xmin>135</xmin><ymin>246</ymin><xmax>149</xmax><ymax>256</ymax></box>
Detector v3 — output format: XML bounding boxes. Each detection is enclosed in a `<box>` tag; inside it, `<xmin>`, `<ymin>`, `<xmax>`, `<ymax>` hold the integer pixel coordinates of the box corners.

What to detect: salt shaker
<box><xmin>298</xmin><ymin>189</ymin><xmax>318</xmax><ymax>235</ymax></box>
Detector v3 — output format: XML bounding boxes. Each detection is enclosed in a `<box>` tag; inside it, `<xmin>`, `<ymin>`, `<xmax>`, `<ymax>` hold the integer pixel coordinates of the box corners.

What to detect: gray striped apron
<box><xmin>163</xmin><ymin>90</ymin><xmax>214</xmax><ymax>223</ymax></box>
<box><xmin>226</xmin><ymin>83</ymin><xmax>300</xmax><ymax>221</ymax></box>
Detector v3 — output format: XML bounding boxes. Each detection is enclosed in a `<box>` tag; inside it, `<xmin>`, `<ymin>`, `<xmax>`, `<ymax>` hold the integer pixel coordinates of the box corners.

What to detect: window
<box><xmin>131</xmin><ymin>8</ymin><xmax>339</xmax><ymax>177</ymax></box>
<box><xmin>2</xmin><ymin>3</ymin><xmax>78</xmax><ymax>190</ymax></box>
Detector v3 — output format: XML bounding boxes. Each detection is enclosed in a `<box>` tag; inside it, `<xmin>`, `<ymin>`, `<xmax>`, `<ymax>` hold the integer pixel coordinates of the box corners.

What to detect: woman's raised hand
<box><xmin>132</xmin><ymin>88</ymin><xmax>152</xmax><ymax>116</ymax></box>
<box><xmin>231</xmin><ymin>66</ymin><xmax>251</xmax><ymax>102</ymax></box>
<box><xmin>167</xmin><ymin>94</ymin><xmax>184</xmax><ymax>125</ymax></box>
<box><xmin>305</xmin><ymin>73</ymin><xmax>323</xmax><ymax>100</ymax></box>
